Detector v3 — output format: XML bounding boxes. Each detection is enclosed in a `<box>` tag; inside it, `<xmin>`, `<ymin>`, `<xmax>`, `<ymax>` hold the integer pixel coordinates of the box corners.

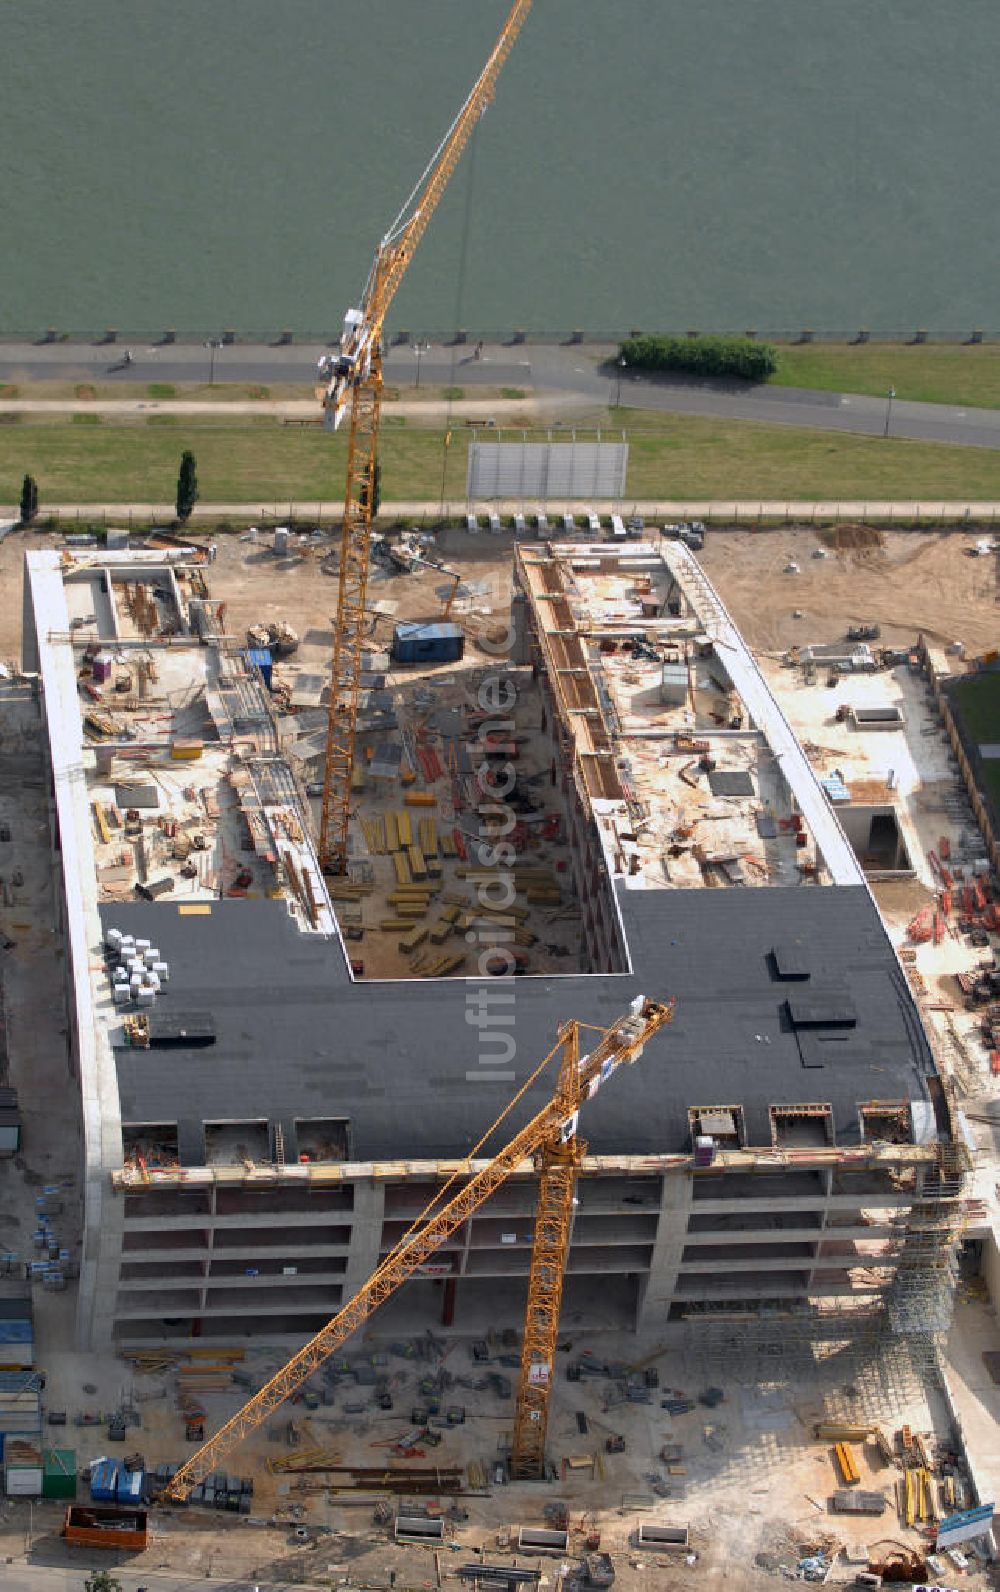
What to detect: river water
<box><xmin>4</xmin><ymin>0</ymin><xmax>999</xmax><ymax>340</ymax></box>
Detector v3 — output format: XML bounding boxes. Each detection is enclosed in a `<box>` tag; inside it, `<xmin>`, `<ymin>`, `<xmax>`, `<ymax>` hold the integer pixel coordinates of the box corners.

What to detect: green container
<box><xmin>41</xmin><ymin>1448</ymin><xmax>76</xmax><ymax>1499</ymax></box>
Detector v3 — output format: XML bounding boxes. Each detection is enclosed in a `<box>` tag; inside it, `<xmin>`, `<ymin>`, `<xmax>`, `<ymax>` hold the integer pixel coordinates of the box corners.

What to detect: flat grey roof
<box><xmin>104</xmin><ymin>882</ymin><xmax>934</xmax><ymax>1165</ymax></box>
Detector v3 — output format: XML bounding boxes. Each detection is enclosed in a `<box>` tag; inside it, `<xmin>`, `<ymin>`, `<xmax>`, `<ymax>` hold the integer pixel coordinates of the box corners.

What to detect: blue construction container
<box><xmin>391</xmin><ymin>622</ymin><xmax>465</xmax><ymax>666</ymax></box>
<box><xmin>91</xmin><ymin>1459</ymin><xmax>119</xmax><ymax>1502</ymax></box>
<box><xmin>246</xmin><ymin>647</ymin><xmax>273</xmax><ymax>689</ymax></box>
<box><xmin>116</xmin><ymin>1466</ymin><xmax>144</xmax><ymax>1504</ymax></box>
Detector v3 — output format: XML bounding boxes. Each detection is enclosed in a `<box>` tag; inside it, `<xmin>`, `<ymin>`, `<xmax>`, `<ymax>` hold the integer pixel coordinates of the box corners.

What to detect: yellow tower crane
<box><xmin>318</xmin><ymin>0</ymin><xmax>533</xmax><ymax>873</ymax></box>
<box><xmin>161</xmin><ymin>996</ymin><xmax>674</xmax><ymax>1500</ymax></box>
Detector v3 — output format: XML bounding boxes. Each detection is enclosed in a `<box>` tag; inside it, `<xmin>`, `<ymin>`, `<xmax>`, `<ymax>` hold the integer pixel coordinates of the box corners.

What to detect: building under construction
<box><xmin>21</xmin><ymin>536</ymin><xmax>967</xmax><ymax>1355</ymax></box>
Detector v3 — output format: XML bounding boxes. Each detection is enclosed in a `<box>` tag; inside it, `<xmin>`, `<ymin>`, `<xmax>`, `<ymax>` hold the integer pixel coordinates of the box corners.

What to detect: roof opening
<box><xmin>859</xmin><ymin>1100</ymin><xmax>913</xmax><ymax>1146</ymax></box>
<box><xmin>688</xmin><ymin>1105</ymin><xmax>745</xmax><ymax>1149</ymax></box>
<box><xmin>770</xmin><ymin>1103</ymin><xmax>834</xmax><ymax>1149</ymax></box>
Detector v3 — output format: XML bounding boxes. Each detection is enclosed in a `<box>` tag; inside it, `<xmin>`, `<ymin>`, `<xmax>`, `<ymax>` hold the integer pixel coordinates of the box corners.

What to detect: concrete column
<box><xmin>341</xmin><ymin>1179</ymin><xmax>385</xmax><ymax>1303</ymax></box>
<box><xmin>636</xmin><ymin>1168</ymin><xmax>693</xmax><ymax>1332</ymax></box>
<box><xmin>81</xmin><ymin>1182</ymin><xmax>124</xmax><ymax>1349</ymax></box>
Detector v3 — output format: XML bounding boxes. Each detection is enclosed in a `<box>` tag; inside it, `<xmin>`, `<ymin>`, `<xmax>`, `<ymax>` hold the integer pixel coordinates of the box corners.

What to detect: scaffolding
<box><xmin>684</xmin><ymin>1134</ymin><xmax>971</xmax><ymax>1390</ymax></box>
<box><xmin>884</xmin><ymin>1136</ymin><xmax>970</xmax><ymax>1345</ymax></box>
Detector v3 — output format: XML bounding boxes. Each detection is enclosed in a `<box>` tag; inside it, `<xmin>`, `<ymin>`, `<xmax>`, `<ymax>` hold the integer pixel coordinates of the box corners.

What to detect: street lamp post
<box><xmin>614</xmin><ymin>355</ymin><xmax>627</xmax><ymax>408</ymax></box>
<box><xmin>883</xmin><ymin>384</ymin><xmax>896</xmax><ymax>438</ymax></box>
<box><xmin>412</xmin><ymin>341</ymin><xmax>429</xmax><ymax>388</ymax></box>
<box><xmin>205</xmin><ymin>338</ymin><xmax>222</xmax><ymax>386</ymax></box>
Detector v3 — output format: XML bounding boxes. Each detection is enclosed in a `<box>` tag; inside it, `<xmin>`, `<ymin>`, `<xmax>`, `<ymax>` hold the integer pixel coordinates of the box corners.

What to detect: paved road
<box><xmin>3</xmin><ymin>341</ymin><xmax>1000</xmax><ymax>450</ymax></box>
<box><xmin>0</xmin><ymin>1568</ymin><xmax>285</xmax><ymax>1592</ymax></box>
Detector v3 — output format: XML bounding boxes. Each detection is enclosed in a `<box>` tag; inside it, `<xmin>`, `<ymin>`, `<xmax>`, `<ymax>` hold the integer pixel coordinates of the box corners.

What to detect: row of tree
<box><xmin>14</xmin><ymin>450</ymin><xmax>381</xmax><ymax>527</ymax></box>
<box><xmin>620</xmin><ymin>334</ymin><xmax>778</xmax><ymax>382</ymax></box>
<box><xmin>16</xmin><ymin>452</ymin><xmax>201</xmax><ymax>527</ymax></box>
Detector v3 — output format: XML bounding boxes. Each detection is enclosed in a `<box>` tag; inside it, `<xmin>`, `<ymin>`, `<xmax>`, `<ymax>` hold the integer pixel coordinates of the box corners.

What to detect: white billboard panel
<box><xmin>467</xmin><ymin>439</ymin><xmax>628</xmax><ymax>502</ymax></box>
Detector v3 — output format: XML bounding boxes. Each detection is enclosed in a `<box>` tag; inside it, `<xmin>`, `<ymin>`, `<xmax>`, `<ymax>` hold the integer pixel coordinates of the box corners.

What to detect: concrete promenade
<box><xmin>4</xmin><ymin>500</ymin><xmax>1000</xmax><ymax>525</ymax></box>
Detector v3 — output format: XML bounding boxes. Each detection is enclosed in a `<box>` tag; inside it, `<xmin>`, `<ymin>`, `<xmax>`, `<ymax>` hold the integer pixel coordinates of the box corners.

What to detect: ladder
<box><xmin>274</xmin><ymin>1123</ymin><xmax>286</xmax><ymax>1170</ymax></box>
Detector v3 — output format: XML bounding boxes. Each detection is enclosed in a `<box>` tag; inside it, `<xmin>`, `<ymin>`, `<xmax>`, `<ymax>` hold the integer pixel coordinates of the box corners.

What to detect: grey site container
<box><xmin>391</xmin><ymin>622</ymin><xmax>465</xmax><ymax>666</ymax></box>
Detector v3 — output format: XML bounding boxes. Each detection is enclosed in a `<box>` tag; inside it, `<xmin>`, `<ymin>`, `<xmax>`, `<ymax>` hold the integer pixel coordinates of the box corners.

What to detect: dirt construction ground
<box><xmin>2</xmin><ymin>521</ymin><xmax>998</xmax><ymax>668</ymax></box>
<box><xmin>698</xmin><ymin>525</ymin><xmax>1000</xmax><ymax>656</ymax></box>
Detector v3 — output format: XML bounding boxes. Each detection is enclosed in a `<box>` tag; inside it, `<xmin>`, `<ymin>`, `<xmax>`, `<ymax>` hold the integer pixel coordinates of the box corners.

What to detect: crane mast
<box><xmin>318</xmin><ymin>0</ymin><xmax>533</xmax><ymax>873</ymax></box>
<box><xmin>161</xmin><ymin>997</ymin><xmax>674</xmax><ymax>1500</ymax></box>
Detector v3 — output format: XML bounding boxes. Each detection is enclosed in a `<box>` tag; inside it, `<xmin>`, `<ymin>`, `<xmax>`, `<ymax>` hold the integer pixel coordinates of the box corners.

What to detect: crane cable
<box><xmin>438</xmin><ymin>113</ymin><xmax>481</xmax><ymax>513</ymax></box>
<box><xmin>378</xmin><ymin>1014</ymin><xmax>612</xmax><ymax>1285</ymax></box>
<box><xmin>370</xmin><ymin>1015</ymin><xmax>568</xmax><ymax>1289</ymax></box>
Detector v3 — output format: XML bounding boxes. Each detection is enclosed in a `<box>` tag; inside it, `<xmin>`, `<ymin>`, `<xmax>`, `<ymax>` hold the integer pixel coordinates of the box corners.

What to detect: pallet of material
<box><xmin>386</xmin><ymin>812</ymin><xmax>400</xmax><ymax>852</ymax></box>
<box><xmin>440</xmin><ymin>833</ymin><xmax>458</xmax><ymax>859</ymax></box>
<box><xmin>418</xmin><ymin>817</ymin><xmax>438</xmax><ymax>854</ymax></box>
<box><xmin>834</xmin><ymin>1442</ymin><xmax>860</xmax><ymax>1485</ymax></box>
<box><xmin>477</xmin><ymin>901</ymin><xmax>530</xmax><ymax>922</ymax></box>
<box><xmin>92</xmin><ymin>801</ymin><xmax>111</xmax><ymax>844</ymax></box>
<box><xmin>399</xmin><ymin>926</ymin><xmax>429</xmax><ymax>953</ymax></box>
<box><xmin>831</xmin><ymin>1489</ymin><xmax>885</xmax><ymax>1515</ymax></box>
<box><xmin>361</xmin><ymin>817</ymin><xmax>387</xmax><ymax>854</ymax></box>
<box><xmin>380</xmin><ymin>918</ymin><xmax>416</xmax><ymax>931</ymax></box>
<box><xmin>814</xmin><ymin>1422</ymin><xmax>873</xmax><ymax>1441</ymax></box>
<box><xmin>407</xmin><ymin>846</ymin><xmax>428</xmax><ymax>882</ymax></box>
<box><xmin>422</xmin><ymin>953</ymin><xmax>465</xmax><ymax>977</ymax></box>
<box><xmin>898</xmin><ymin>1467</ymin><xmax>936</xmax><ymax>1527</ymax></box>
<box><xmin>429</xmin><ymin>918</ymin><xmax>455</xmax><ymax>945</ymax></box>
<box><xmin>392</xmin><ymin>851</ymin><xmax>412</xmax><ymax>887</ymax></box>
<box><xmin>915</xmin><ymin>1465</ymin><xmax>937</xmax><ymax>1523</ymax></box>
<box><xmin>396</xmin><ymin>811</ymin><xmax>412</xmax><ymax>848</ymax></box>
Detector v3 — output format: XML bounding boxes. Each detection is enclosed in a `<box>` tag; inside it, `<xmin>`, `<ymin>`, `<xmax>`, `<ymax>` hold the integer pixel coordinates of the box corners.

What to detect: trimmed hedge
<box><xmin>620</xmin><ymin>335</ymin><xmax>778</xmax><ymax>382</ymax></box>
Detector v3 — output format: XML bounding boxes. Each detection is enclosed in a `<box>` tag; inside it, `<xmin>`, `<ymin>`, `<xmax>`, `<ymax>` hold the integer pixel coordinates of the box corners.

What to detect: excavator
<box><xmin>387</xmin><ymin>541</ymin><xmax>465</xmax><ymax>618</ymax></box>
<box><xmin>318</xmin><ymin>0</ymin><xmax>533</xmax><ymax>873</ymax></box>
<box><xmin>160</xmin><ymin>996</ymin><xmax>674</xmax><ymax>1499</ymax></box>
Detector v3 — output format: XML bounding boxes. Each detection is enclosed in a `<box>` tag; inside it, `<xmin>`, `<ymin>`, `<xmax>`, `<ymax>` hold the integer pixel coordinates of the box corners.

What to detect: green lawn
<box><xmin>3</xmin><ymin>410</ymin><xmax>1000</xmax><ymax>505</ymax></box>
<box><xmin>948</xmin><ymin>673</ymin><xmax>1000</xmax><ymax>743</ymax></box>
<box><xmin>771</xmin><ymin>343</ymin><xmax>1000</xmax><ymax>410</ymax></box>
<box><xmin>948</xmin><ymin>673</ymin><xmax>1000</xmax><ymax>827</ymax></box>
